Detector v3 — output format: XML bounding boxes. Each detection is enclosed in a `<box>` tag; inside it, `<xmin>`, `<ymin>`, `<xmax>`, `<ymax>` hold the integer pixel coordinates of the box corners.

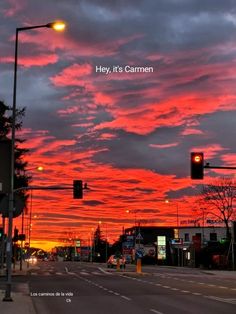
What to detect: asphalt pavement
<box><xmin>0</xmin><ymin>262</ymin><xmax>236</xmax><ymax>314</ymax></box>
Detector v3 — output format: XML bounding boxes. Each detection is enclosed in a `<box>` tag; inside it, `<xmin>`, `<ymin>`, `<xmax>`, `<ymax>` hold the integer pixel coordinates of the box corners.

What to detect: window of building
<box><xmin>210</xmin><ymin>233</ymin><xmax>217</xmax><ymax>241</ymax></box>
<box><xmin>184</xmin><ymin>233</ymin><xmax>190</xmax><ymax>242</ymax></box>
<box><xmin>195</xmin><ymin>233</ymin><xmax>202</xmax><ymax>239</ymax></box>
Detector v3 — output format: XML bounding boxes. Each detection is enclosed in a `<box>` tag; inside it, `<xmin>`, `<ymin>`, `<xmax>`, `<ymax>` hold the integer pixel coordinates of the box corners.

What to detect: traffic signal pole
<box><xmin>204</xmin><ymin>163</ymin><xmax>236</xmax><ymax>170</ymax></box>
<box><xmin>190</xmin><ymin>152</ymin><xmax>236</xmax><ymax>180</ymax></box>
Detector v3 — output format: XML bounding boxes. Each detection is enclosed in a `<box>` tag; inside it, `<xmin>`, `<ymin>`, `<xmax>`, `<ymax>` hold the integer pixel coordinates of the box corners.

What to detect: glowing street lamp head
<box><xmin>47</xmin><ymin>21</ymin><xmax>66</xmax><ymax>31</ymax></box>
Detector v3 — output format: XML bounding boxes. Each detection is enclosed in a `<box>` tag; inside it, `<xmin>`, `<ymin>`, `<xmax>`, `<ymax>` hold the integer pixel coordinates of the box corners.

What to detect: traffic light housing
<box><xmin>73</xmin><ymin>180</ymin><xmax>83</xmax><ymax>199</ymax></box>
<box><xmin>13</xmin><ymin>227</ymin><xmax>19</xmax><ymax>242</ymax></box>
<box><xmin>0</xmin><ymin>227</ymin><xmax>3</xmax><ymax>240</ymax></box>
<box><xmin>190</xmin><ymin>152</ymin><xmax>204</xmax><ymax>179</ymax></box>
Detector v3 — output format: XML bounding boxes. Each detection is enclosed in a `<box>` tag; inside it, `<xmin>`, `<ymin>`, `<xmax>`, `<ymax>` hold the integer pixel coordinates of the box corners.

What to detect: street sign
<box><xmin>136</xmin><ymin>233</ymin><xmax>143</xmax><ymax>241</ymax></box>
<box><xmin>135</xmin><ymin>249</ymin><xmax>143</xmax><ymax>259</ymax></box>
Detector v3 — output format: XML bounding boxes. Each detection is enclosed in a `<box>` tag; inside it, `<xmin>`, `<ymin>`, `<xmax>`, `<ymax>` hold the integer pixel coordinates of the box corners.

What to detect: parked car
<box><xmin>107</xmin><ymin>255</ymin><xmax>126</xmax><ymax>269</ymax></box>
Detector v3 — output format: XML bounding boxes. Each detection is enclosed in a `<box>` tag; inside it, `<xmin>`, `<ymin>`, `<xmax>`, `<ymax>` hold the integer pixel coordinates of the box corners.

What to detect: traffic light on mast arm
<box><xmin>190</xmin><ymin>152</ymin><xmax>204</xmax><ymax>179</ymax></box>
<box><xmin>73</xmin><ymin>180</ymin><xmax>83</xmax><ymax>199</ymax></box>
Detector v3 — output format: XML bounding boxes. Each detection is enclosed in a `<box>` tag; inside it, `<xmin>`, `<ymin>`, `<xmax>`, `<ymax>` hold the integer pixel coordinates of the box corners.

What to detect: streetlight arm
<box><xmin>17</xmin><ymin>24</ymin><xmax>51</xmax><ymax>32</ymax></box>
<box><xmin>17</xmin><ymin>21</ymin><xmax>66</xmax><ymax>32</ymax></box>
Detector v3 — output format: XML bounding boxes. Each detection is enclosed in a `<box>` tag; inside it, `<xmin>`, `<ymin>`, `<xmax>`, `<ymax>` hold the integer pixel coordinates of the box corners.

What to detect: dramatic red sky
<box><xmin>0</xmin><ymin>0</ymin><xmax>235</xmax><ymax>250</ymax></box>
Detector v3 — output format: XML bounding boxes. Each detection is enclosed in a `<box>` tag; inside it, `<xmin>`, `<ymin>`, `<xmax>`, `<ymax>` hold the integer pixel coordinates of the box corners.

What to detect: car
<box><xmin>107</xmin><ymin>255</ymin><xmax>126</xmax><ymax>269</ymax></box>
<box><xmin>25</xmin><ymin>255</ymin><xmax>37</xmax><ymax>264</ymax></box>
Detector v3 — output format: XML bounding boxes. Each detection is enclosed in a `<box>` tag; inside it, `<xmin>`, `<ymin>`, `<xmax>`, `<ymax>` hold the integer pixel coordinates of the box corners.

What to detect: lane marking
<box><xmin>205</xmin><ymin>296</ymin><xmax>236</xmax><ymax>305</ymax></box>
<box><xmin>98</xmin><ymin>267</ymin><xmax>112</xmax><ymax>275</ymax></box>
<box><xmin>207</xmin><ymin>284</ymin><xmax>216</xmax><ymax>287</ymax></box>
<box><xmin>121</xmin><ymin>295</ymin><xmax>131</xmax><ymax>301</ymax></box>
<box><xmin>80</xmin><ymin>271</ymin><xmax>90</xmax><ymax>275</ymax></box>
<box><xmin>150</xmin><ymin>309</ymin><xmax>164</xmax><ymax>314</ymax></box>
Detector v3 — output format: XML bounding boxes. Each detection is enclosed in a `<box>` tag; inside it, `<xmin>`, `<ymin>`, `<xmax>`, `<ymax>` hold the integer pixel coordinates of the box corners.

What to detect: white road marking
<box><xmin>98</xmin><ymin>267</ymin><xmax>112</xmax><ymax>275</ymax></box>
<box><xmin>80</xmin><ymin>272</ymin><xmax>90</xmax><ymax>275</ymax></box>
<box><xmin>150</xmin><ymin>309</ymin><xmax>164</xmax><ymax>314</ymax></box>
<box><xmin>205</xmin><ymin>296</ymin><xmax>236</xmax><ymax>305</ymax></box>
<box><xmin>121</xmin><ymin>295</ymin><xmax>131</xmax><ymax>301</ymax></box>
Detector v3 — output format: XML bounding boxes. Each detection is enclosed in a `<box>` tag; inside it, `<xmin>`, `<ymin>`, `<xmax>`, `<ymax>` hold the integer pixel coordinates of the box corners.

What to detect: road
<box><xmin>8</xmin><ymin>262</ymin><xmax>236</xmax><ymax>314</ymax></box>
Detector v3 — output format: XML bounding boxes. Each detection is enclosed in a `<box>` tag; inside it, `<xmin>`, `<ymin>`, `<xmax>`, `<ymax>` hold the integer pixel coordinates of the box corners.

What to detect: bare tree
<box><xmin>200</xmin><ymin>177</ymin><xmax>236</xmax><ymax>239</ymax></box>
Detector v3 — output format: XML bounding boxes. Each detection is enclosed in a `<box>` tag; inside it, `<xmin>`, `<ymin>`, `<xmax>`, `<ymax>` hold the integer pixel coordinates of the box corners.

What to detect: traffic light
<box><xmin>13</xmin><ymin>227</ymin><xmax>19</xmax><ymax>242</ymax></box>
<box><xmin>0</xmin><ymin>227</ymin><xmax>3</xmax><ymax>240</ymax></box>
<box><xmin>73</xmin><ymin>180</ymin><xmax>83</xmax><ymax>199</ymax></box>
<box><xmin>190</xmin><ymin>152</ymin><xmax>204</xmax><ymax>179</ymax></box>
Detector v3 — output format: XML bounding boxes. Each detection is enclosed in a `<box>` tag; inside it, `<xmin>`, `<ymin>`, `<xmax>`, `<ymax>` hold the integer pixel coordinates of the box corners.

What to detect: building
<box><xmin>123</xmin><ymin>225</ymin><xmax>227</xmax><ymax>267</ymax></box>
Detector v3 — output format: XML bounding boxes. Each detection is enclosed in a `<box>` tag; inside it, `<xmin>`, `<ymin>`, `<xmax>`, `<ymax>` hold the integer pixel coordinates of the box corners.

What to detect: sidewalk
<box><xmin>0</xmin><ymin>261</ymin><xmax>38</xmax><ymax>314</ymax></box>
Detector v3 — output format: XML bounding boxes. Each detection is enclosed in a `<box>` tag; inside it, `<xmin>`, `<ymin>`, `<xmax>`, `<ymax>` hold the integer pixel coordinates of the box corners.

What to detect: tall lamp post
<box><xmin>3</xmin><ymin>21</ymin><xmax>66</xmax><ymax>302</ymax></box>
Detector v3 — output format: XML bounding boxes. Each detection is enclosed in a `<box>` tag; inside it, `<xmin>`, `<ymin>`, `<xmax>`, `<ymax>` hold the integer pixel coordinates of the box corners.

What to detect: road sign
<box><xmin>135</xmin><ymin>249</ymin><xmax>143</xmax><ymax>259</ymax></box>
<box><xmin>136</xmin><ymin>233</ymin><xmax>143</xmax><ymax>241</ymax></box>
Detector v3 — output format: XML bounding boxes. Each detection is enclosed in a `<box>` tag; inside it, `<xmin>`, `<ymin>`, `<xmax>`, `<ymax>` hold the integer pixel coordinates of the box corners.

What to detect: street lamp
<box><xmin>4</xmin><ymin>21</ymin><xmax>66</xmax><ymax>302</ymax></box>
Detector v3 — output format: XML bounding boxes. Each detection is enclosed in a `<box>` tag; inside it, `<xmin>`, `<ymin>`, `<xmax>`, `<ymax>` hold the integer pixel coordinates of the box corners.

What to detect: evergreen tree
<box><xmin>93</xmin><ymin>225</ymin><xmax>109</xmax><ymax>262</ymax></box>
<box><xmin>0</xmin><ymin>100</ymin><xmax>30</xmax><ymax>216</ymax></box>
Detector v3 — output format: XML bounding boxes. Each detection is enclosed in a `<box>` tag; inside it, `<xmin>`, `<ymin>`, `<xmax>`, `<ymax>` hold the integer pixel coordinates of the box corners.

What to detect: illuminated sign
<box><xmin>157</xmin><ymin>236</ymin><xmax>166</xmax><ymax>260</ymax></box>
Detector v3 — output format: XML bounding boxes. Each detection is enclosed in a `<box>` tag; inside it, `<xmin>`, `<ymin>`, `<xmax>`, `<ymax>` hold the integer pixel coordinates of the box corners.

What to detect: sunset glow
<box><xmin>0</xmin><ymin>0</ymin><xmax>235</xmax><ymax>251</ymax></box>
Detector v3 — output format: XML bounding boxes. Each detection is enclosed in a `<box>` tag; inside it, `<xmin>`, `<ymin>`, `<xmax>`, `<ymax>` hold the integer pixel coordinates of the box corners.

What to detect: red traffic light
<box><xmin>190</xmin><ymin>152</ymin><xmax>204</xmax><ymax>179</ymax></box>
<box><xmin>193</xmin><ymin>154</ymin><xmax>202</xmax><ymax>163</ymax></box>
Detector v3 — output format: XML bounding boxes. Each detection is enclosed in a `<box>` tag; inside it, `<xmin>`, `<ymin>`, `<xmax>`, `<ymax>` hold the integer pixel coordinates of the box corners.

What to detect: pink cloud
<box><xmin>50</xmin><ymin>63</ymin><xmax>93</xmax><ymax>87</ymax></box>
<box><xmin>190</xmin><ymin>144</ymin><xmax>228</xmax><ymax>160</ymax></box>
<box><xmin>149</xmin><ymin>142</ymin><xmax>179</xmax><ymax>149</ymax></box>
<box><xmin>2</xmin><ymin>0</ymin><xmax>26</xmax><ymax>17</ymax></box>
<box><xmin>181</xmin><ymin>128</ymin><xmax>204</xmax><ymax>136</ymax></box>
<box><xmin>1</xmin><ymin>54</ymin><xmax>58</xmax><ymax>67</ymax></box>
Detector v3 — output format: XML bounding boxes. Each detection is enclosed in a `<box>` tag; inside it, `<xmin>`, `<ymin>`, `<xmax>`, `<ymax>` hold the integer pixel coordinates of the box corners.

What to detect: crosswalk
<box><xmin>30</xmin><ymin>269</ymin><xmax>108</xmax><ymax>277</ymax></box>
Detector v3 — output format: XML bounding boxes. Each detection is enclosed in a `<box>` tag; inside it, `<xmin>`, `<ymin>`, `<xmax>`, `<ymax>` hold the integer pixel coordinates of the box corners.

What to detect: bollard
<box><xmin>136</xmin><ymin>258</ymin><xmax>142</xmax><ymax>273</ymax></box>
